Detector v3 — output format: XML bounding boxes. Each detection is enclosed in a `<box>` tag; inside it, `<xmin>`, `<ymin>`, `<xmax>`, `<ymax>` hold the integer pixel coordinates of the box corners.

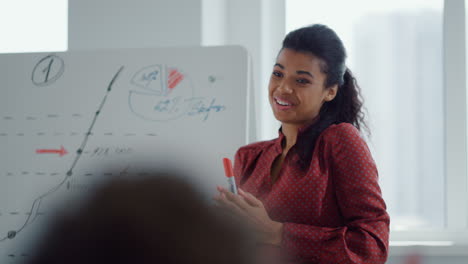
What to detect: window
<box><xmin>0</xmin><ymin>0</ymin><xmax>68</xmax><ymax>53</ymax></box>
<box><xmin>286</xmin><ymin>0</ymin><xmax>445</xmax><ymax>230</ymax></box>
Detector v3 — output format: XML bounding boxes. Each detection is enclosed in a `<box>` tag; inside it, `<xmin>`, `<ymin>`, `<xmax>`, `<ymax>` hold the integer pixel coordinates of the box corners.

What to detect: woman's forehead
<box><xmin>276</xmin><ymin>48</ymin><xmax>325</xmax><ymax>75</ymax></box>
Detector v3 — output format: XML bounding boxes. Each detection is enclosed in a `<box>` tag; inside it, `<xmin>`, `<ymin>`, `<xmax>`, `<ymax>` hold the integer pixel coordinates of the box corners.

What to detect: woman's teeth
<box><xmin>276</xmin><ymin>98</ymin><xmax>291</xmax><ymax>106</ymax></box>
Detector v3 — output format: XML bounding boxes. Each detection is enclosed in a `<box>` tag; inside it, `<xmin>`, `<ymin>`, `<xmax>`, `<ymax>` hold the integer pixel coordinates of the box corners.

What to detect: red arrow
<box><xmin>36</xmin><ymin>145</ymin><xmax>68</xmax><ymax>157</ymax></box>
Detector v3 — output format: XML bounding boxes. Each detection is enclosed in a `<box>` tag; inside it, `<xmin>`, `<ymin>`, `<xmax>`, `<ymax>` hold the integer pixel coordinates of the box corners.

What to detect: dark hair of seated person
<box><xmin>28</xmin><ymin>171</ymin><xmax>253</xmax><ymax>264</ymax></box>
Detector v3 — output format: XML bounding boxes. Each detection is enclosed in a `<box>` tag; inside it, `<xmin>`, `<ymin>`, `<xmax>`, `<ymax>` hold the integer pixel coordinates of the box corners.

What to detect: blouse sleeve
<box><xmin>280</xmin><ymin>124</ymin><xmax>390</xmax><ymax>263</ymax></box>
<box><xmin>233</xmin><ymin>147</ymin><xmax>246</xmax><ymax>187</ymax></box>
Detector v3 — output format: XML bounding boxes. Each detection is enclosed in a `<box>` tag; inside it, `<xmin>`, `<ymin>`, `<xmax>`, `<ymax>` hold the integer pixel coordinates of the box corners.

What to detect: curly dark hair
<box><xmin>281</xmin><ymin>24</ymin><xmax>368</xmax><ymax>169</ymax></box>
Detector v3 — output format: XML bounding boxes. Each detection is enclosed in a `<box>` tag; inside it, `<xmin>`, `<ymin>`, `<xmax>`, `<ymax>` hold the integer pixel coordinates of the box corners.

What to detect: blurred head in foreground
<box><xmin>28</xmin><ymin>171</ymin><xmax>253</xmax><ymax>264</ymax></box>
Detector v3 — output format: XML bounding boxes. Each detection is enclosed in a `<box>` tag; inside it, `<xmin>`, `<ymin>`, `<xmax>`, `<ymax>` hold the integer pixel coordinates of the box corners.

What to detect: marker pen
<box><xmin>222</xmin><ymin>157</ymin><xmax>238</xmax><ymax>194</ymax></box>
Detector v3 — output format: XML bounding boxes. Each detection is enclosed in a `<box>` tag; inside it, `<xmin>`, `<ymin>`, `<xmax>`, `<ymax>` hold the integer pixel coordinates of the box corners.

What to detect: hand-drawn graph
<box><xmin>1</xmin><ymin>59</ymin><xmax>225</xmax><ymax>248</ymax></box>
<box><xmin>0</xmin><ymin>63</ymin><xmax>124</xmax><ymax>244</ymax></box>
<box><xmin>0</xmin><ymin>46</ymin><xmax>248</xmax><ymax>263</ymax></box>
<box><xmin>129</xmin><ymin>65</ymin><xmax>226</xmax><ymax>122</ymax></box>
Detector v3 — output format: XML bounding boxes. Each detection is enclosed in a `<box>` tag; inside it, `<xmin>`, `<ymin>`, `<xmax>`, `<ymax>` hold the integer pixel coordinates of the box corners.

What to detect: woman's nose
<box><xmin>277</xmin><ymin>82</ymin><xmax>292</xmax><ymax>94</ymax></box>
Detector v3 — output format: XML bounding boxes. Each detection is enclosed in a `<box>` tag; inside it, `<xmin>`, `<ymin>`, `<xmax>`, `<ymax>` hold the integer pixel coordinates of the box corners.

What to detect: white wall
<box><xmin>69</xmin><ymin>0</ymin><xmax>203</xmax><ymax>49</ymax></box>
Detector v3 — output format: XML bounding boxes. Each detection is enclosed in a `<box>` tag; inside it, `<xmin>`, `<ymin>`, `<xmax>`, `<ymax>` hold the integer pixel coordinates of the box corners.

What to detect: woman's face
<box><xmin>268</xmin><ymin>48</ymin><xmax>337</xmax><ymax>127</ymax></box>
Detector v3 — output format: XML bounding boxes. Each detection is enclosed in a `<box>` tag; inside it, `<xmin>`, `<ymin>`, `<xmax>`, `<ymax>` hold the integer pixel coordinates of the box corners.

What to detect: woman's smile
<box><xmin>273</xmin><ymin>96</ymin><xmax>296</xmax><ymax>110</ymax></box>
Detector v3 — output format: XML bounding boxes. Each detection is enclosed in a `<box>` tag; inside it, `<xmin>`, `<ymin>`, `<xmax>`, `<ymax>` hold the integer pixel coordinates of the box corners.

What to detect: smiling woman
<box><xmin>269</xmin><ymin>49</ymin><xmax>337</xmax><ymax>128</ymax></box>
<box><xmin>214</xmin><ymin>24</ymin><xmax>390</xmax><ymax>264</ymax></box>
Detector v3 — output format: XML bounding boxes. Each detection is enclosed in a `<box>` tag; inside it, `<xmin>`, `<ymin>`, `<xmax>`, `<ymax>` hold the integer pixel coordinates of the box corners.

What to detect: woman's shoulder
<box><xmin>236</xmin><ymin>138</ymin><xmax>277</xmax><ymax>154</ymax></box>
<box><xmin>320</xmin><ymin>122</ymin><xmax>363</xmax><ymax>142</ymax></box>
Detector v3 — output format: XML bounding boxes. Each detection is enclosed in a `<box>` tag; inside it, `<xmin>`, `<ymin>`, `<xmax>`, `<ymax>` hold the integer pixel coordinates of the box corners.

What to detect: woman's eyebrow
<box><xmin>296</xmin><ymin>70</ymin><xmax>314</xmax><ymax>78</ymax></box>
<box><xmin>274</xmin><ymin>63</ymin><xmax>314</xmax><ymax>78</ymax></box>
<box><xmin>274</xmin><ymin>63</ymin><xmax>284</xmax><ymax>69</ymax></box>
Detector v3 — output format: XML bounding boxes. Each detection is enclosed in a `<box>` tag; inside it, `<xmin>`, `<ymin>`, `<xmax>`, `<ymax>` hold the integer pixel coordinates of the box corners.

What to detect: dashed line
<box><xmin>6</xmin><ymin>252</ymin><xmax>30</xmax><ymax>258</ymax></box>
<box><xmin>2</xmin><ymin>212</ymin><xmax>44</xmax><ymax>217</ymax></box>
<box><xmin>0</xmin><ymin>132</ymin><xmax>157</xmax><ymax>137</ymax></box>
<box><xmin>3</xmin><ymin>172</ymin><xmax>62</xmax><ymax>177</ymax></box>
<box><xmin>1</xmin><ymin>114</ymin><xmax>84</xmax><ymax>121</ymax></box>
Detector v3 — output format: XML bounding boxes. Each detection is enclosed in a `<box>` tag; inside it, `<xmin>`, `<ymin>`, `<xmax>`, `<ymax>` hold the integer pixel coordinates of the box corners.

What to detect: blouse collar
<box><xmin>275</xmin><ymin>115</ymin><xmax>320</xmax><ymax>151</ymax></box>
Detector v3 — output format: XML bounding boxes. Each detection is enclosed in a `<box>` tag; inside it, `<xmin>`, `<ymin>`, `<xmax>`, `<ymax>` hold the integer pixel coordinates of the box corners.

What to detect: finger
<box><xmin>215</xmin><ymin>192</ymin><xmax>237</xmax><ymax>209</ymax></box>
<box><xmin>212</xmin><ymin>193</ymin><xmax>225</xmax><ymax>202</ymax></box>
<box><xmin>221</xmin><ymin>193</ymin><xmax>250</xmax><ymax>217</ymax></box>
<box><xmin>217</xmin><ymin>185</ymin><xmax>233</xmax><ymax>194</ymax></box>
<box><xmin>222</xmin><ymin>189</ymin><xmax>254</xmax><ymax>212</ymax></box>
<box><xmin>217</xmin><ymin>186</ymin><xmax>257</xmax><ymax>213</ymax></box>
<box><xmin>238</xmin><ymin>189</ymin><xmax>262</xmax><ymax>207</ymax></box>
<box><xmin>217</xmin><ymin>193</ymin><xmax>270</xmax><ymax>232</ymax></box>
<box><xmin>212</xmin><ymin>194</ymin><xmax>227</xmax><ymax>207</ymax></box>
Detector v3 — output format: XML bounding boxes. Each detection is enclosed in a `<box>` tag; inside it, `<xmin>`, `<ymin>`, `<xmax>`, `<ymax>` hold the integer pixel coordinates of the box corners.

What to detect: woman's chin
<box><xmin>273</xmin><ymin>113</ymin><xmax>296</xmax><ymax>124</ymax></box>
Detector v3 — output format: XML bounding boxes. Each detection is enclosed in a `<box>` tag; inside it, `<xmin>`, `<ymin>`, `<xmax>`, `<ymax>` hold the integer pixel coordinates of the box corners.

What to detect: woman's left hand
<box><xmin>213</xmin><ymin>186</ymin><xmax>283</xmax><ymax>245</ymax></box>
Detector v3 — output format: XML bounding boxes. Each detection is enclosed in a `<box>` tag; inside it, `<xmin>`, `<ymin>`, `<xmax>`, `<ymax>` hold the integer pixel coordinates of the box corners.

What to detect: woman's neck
<box><xmin>281</xmin><ymin>117</ymin><xmax>320</xmax><ymax>151</ymax></box>
<box><xmin>281</xmin><ymin>123</ymin><xmax>299</xmax><ymax>151</ymax></box>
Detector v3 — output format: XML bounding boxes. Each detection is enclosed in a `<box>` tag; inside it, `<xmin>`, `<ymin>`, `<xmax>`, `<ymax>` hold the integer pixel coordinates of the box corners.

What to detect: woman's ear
<box><xmin>324</xmin><ymin>85</ymin><xmax>338</xmax><ymax>102</ymax></box>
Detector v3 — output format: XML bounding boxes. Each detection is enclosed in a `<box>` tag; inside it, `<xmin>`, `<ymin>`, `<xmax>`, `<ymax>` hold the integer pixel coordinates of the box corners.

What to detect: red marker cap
<box><xmin>223</xmin><ymin>158</ymin><xmax>234</xmax><ymax>178</ymax></box>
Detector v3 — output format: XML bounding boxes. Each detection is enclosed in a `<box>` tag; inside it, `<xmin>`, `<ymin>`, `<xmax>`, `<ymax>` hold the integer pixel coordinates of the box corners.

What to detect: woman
<box><xmin>214</xmin><ymin>24</ymin><xmax>390</xmax><ymax>264</ymax></box>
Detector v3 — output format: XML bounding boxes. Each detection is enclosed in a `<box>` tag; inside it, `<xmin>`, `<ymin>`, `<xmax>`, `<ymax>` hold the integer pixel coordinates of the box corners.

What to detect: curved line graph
<box><xmin>0</xmin><ymin>66</ymin><xmax>124</xmax><ymax>242</ymax></box>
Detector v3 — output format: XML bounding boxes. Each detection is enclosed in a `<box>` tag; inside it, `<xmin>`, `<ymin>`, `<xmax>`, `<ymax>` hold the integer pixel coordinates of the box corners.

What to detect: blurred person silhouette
<box><xmin>27</xmin><ymin>170</ymin><xmax>254</xmax><ymax>264</ymax></box>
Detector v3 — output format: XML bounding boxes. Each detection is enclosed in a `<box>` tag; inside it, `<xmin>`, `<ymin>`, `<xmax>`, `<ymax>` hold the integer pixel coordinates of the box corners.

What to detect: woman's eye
<box><xmin>272</xmin><ymin>71</ymin><xmax>283</xmax><ymax>78</ymax></box>
<box><xmin>296</xmin><ymin>78</ymin><xmax>310</xmax><ymax>84</ymax></box>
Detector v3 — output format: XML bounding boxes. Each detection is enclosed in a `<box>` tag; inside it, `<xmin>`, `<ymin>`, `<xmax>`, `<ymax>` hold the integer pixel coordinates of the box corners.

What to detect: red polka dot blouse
<box><xmin>234</xmin><ymin>123</ymin><xmax>390</xmax><ymax>264</ymax></box>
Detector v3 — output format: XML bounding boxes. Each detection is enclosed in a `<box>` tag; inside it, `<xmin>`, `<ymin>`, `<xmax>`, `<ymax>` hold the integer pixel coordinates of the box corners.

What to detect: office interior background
<box><xmin>0</xmin><ymin>0</ymin><xmax>467</xmax><ymax>263</ymax></box>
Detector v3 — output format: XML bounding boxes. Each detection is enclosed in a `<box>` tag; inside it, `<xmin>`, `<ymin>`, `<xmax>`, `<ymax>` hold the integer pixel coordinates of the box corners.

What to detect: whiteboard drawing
<box><xmin>129</xmin><ymin>65</ymin><xmax>225</xmax><ymax>122</ymax></box>
<box><xmin>0</xmin><ymin>46</ymin><xmax>249</xmax><ymax>263</ymax></box>
<box><xmin>0</xmin><ymin>66</ymin><xmax>124</xmax><ymax>244</ymax></box>
<box><xmin>31</xmin><ymin>54</ymin><xmax>65</xmax><ymax>87</ymax></box>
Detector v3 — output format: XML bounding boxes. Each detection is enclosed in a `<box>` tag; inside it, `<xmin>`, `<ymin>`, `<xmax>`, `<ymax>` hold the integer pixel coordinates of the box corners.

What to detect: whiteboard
<box><xmin>0</xmin><ymin>46</ymin><xmax>250</xmax><ymax>262</ymax></box>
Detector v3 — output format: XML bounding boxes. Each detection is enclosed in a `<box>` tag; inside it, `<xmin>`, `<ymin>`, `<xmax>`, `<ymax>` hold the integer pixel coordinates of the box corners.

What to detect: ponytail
<box><xmin>323</xmin><ymin>68</ymin><xmax>367</xmax><ymax>132</ymax></box>
<box><xmin>295</xmin><ymin>68</ymin><xmax>367</xmax><ymax>171</ymax></box>
<box><xmin>281</xmin><ymin>24</ymin><xmax>368</xmax><ymax>171</ymax></box>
